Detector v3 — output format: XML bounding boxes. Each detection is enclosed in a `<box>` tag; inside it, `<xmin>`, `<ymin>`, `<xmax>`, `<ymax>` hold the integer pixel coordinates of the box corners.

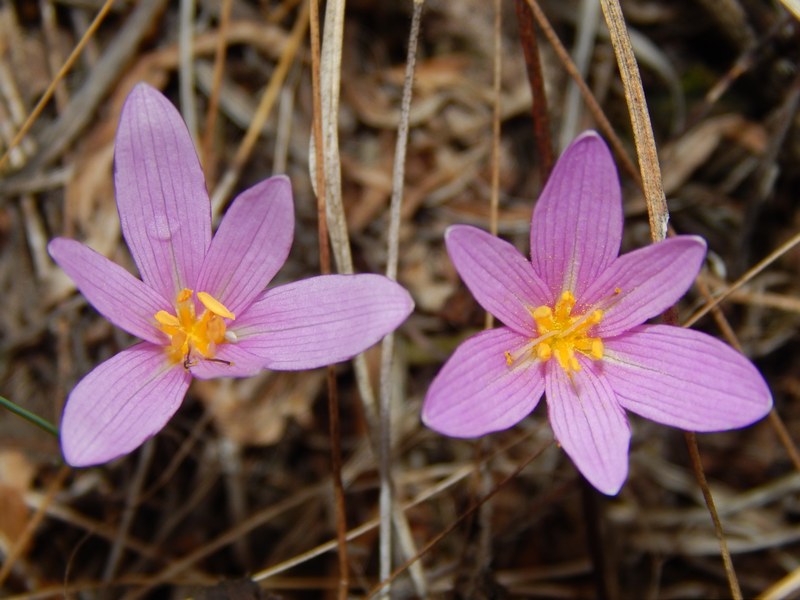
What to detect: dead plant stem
<box><xmin>684</xmin><ymin>432</ymin><xmax>743</xmax><ymax>600</ymax></box>
<box><xmin>514</xmin><ymin>0</ymin><xmax>553</xmax><ymax>181</ymax></box>
<box><xmin>309</xmin><ymin>0</ymin><xmax>347</xmax><ymax>597</ymax></box>
<box><xmin>600</xmin><ymin>1</ymin><xmax>739</xmax><ymax>596</ymax></box>
<box><xmin>378</xmin><ymin>1</ymin><xmax>425</xmax><ymax>596</ymax></box>
<box><xmin>525</xmin><ymin>0</ymin><xmax>640</xmax><ymax>186</ymax></box>
<box><xmin>599</xmin><ymin>0</ymin><xmax>667</xmax><ymax>242</ymax></box>
<box><xmin>178</xmin><ymin>0</ymin><xmax>198</xmax><ymax>141</ymax></box>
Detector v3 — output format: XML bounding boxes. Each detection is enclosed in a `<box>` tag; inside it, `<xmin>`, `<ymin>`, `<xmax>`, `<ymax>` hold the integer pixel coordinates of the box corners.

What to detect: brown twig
<box><xmin>514</xmin><ymin>0</ymin><xmax>553</xmax><ymax>181</ymax></box>
<box><xmin>525</xmin><ymin>0</ymin><xmax>641</xmax><ymax>186</ymax></box>
<box><xmin>309</xmin><ymin>1</ymin><xmax>347</xmax><ymax>597</ymax></box>
<box><xmin>684</xmin><ymin>431</ymin><xmax>743</xmax><ymax>600</ymax></box>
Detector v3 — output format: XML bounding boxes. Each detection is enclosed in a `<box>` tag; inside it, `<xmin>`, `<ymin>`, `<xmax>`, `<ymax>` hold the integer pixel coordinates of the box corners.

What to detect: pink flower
<box><xmin>422</xmin><ymin>131</ymin><xmax>771</xmax><ymax>495</ymax></box>
<box><xmin>49</xmin><ymin>83</ymin><xmax>413</xmax><ymax>467</ymax></box>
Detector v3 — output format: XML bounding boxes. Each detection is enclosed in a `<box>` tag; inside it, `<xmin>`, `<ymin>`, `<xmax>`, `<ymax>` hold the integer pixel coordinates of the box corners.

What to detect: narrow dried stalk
<box><xmin>559</xmin><ymin>0</ymin><xmax>601</xmax><ymax>150</ymax></box>
<box><xmin>525</xmin><ymin>0</ymin><xmax>640</xmax><ymax>185</ymax></box>
<box><xmin>309</xmin><ymin>0</ymin><xmax>348</xmax><ymax>596</ymax></box>
<box><xmin>485</xmin><ymin>0</ymin><xmax>502</xmax><ymax>331</ymax></box>
<box><xmin>600</xmin><ymin>1</ymin><xmax>740</xmax><ymax>597</ymax></box>
<box><xmin>684</xmin><ymin>432</ymin><xmax>743</xmax><ymax>600</ymax></box>
<box><xmin>686</xmin><ymin>231</ymin><xmax>800</xmax><ymax>328</ymax></box>
<box><xmin>514</xmin><ymin>0</ymin><xmax>553</xmax><ymax>180</ymax></box>
<box><xmin>178</xmin><ymin>0</ymin><xmax>198</xmax><ymax>141</ymax></box>
<box><xmin>599</xmin><ymin>0</ymin><xmax>667</xmax><ymax>242</ymax></box>
<box><xmin>378</xmin><ymin>3</ymin><xmax>425</xmax><ymax>596</ymax></box>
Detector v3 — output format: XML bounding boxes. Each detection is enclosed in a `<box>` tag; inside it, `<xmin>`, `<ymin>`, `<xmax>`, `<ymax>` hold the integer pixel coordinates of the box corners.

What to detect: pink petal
<box><xmin>48</xmin><ymin>238</ymin><xmax>168</xmax><ymax>345</ymax></box>
<box><xmin>603</xmin><ymin>325</ymin><xmax>772</xmax><ymax>431</ymax></box>
<box><xmin>114</xmin><ymin>83</ymin><xmax>211</xmax><ymax>301</ymax></box>
<box><xmin>185</xmin><ymin>343</ymin><xmax>266</xmax><ymax>380</ymax></box>
<box><xmin>422</xmin><ymin>328</ymin><xmax>545</xmax><ymax>437</ymax></box>
<box><xmin>545</xmin><ymin>359</ymin><xmax>630</xmax><ymax>495</ymax></box>
<box><xmin>61</xmin><ymin>343</ymin><xmax>191</xmax><ymax>467</ymax></box>
<box><xmin>231</xmin><ymin>274</ymin><xmax>414</xmax><ymax>370</ymax></box>
<box><xmin>446</xmin><ymin>225</ymin><xmax>551</xmax><ymax>335</ymax></box>
<box><xmin>530</xmin><ymin>131</ymin><xmax>623</xmax><ymax>299</ymax></box>
<box><xmin>582</xmin><ymin>236</ymin><xmax>707</xmax><ymax>337</ymax></box>
<box><xmin>196</xmin><ymin>176</ymin><xmax>294</xmax><ymax>316</ymax></box>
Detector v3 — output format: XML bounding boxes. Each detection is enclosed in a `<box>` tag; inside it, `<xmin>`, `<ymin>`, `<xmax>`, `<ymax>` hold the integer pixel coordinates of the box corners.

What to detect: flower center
<box><xmin>154</xmin><ymin>288</ymin><xmax>235</xmax><ymax>367</ymax></box>
<box><xmin>508</xmin><ymin>290</ymin><xmax>604</xmax><ymax>375</ymax></box>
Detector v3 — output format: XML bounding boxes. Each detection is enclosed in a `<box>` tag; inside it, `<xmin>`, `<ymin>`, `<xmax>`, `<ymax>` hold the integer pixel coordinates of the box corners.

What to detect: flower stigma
<box><xmin>506</xmin><ymin>290</ymin><xmax>604</xmax><ymax>375</ymax></box>
<box><xmin>155</xmin><ymin>288</ymin><xmax>236</xmax><ymax>368</ymax></box>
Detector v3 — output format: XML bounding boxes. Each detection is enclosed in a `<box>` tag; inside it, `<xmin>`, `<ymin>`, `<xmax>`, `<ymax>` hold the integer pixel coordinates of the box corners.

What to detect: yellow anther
<box><xmin>154</xmin><ymin>290</ymin><xmax>235</xmax><ymax>367</ymax></box>
<box><xmin>505</xmin><ymin>351</ymin><xmax>513</xmax><ymax>366</ymax></box>
<box><xmin>197</xmin><ymin>291</ymin><xmax>235</xmax><ymax>320</ymax></box>
<box><xmin>537</xmin><ymin>343</ymin><xmax>552</xmax><ymax>361</ymax></box>
<box><xmin>154</xmin><ymin>310</ymin><xmax>180</xmax><ymax>327</ymax></box>
<box><xmin>532</xmin><ymin>305</ymin><xmax>552</xmax><ymax>320</ymax></box>
<box><xmin>525</xmin><ymin>289</ymin><xmax>607</xmax><ymax>375</ymax></box>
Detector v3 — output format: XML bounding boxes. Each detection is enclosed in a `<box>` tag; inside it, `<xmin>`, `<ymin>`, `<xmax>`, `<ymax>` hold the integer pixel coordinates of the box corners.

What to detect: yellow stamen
<box><xmin>197</xmin><ymin>291</ymin><xmax>235</xmax><ymax>319</ymax></box>
<box><xmin>154</xmin><ymin>310</ymin><xmax>180</xmax><ymax>327</ymax></box>
<box><xmin>154</xmin><ymin>289</ymin><xmax>236</xmax><ymax>367</ymax></box>
<box><xmin>507</xmin><ymin>289</ymin><xmax>606</xmax><ymax>376</ymax></box>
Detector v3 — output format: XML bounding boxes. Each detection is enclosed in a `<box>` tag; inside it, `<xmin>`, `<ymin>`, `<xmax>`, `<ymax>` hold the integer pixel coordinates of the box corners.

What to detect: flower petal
<box><xmin>196</xmin><ymin>176</ymin><xmax>294</xmax><ymax>316</ymax></box>
<box><xmin>61</xmin><ymin>343</ymin><xmax>191</xmax><ymax>467</ymax></box>
<box><xmin>583</xmin><ymin>236</ymin><xmax>707</xmax><ymax>337</ymax></box>
<box><xmin>48</xmin><ymin>238</ymin><xmax>168</xmax><ymax>344</ymax></box>
<box><xmin>446</xmin><ymin>225</ymin><xmax>551</xmax><ymax>335</ymax></box>
<box><xmin>114</xmin><ymin>83</ymin><xmax>211</xmax><ymax>301</ymax></box>
<box><xmin>422</xmin><ymin>328</ymin><xmax>545</xmax><ymax>437</ymax></box>
<box><xmin>186</xmin><ymin>343</ymin><xmax>266</xmax><ymax>380</ymax></box>
<box><xmin>603</xmin><ymin>325</ymin><xmax>772</xmax><ymax>431</ymax></box>
<box><xmin>231</xmin><ymin>274</ymin><xmax>414</xmax><ymax>370</ymax></box>
<box><xmin>545</xmin><ymin>359</ymin><xmax>630</xmax><ymax>495</ymax></box>
<box><xmin>530</xmin><ymin>131</ymin><xmax>623</xmax><ymax>299</ymax></box>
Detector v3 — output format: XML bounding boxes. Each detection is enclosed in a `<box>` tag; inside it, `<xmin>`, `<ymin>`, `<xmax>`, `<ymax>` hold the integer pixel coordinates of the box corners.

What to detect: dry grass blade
<box><xmin>599</xmin><ymin>0</ymin><xmax>667</xmax><ymax>242</ymax></box>
<box><xmin>600</xmin><ymin>1</ymin><xmax>741</xmax><ymax>597</ymax></box>
<box><xmin>525</xmin><ymin>0</ymin><xmax>641</xmax><ymax>185</ymax></box>
<box><xmin>377</xmin><ymin>1</ymin><xmax>425</xmax><ymax>596</ymax></box>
